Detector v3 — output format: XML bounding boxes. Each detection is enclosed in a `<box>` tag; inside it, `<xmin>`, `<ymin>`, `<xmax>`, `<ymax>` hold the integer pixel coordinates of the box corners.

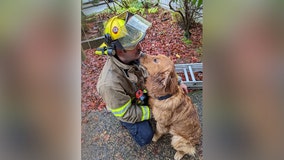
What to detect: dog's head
<box><xmin>140</xmin><ymin>54</ymin><xmax>178</xmax><ymax>97</ymax></box>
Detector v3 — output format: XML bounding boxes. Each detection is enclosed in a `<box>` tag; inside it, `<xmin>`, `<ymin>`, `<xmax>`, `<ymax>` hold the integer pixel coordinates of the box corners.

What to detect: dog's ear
<box><xmin>152</xmin><ymin>71</ymin><xmax>170</xmax><ymax>87</ymax></box>
<box><xmin>162</xmin><ymin>71</ymin><xmax>171</xmax><ymax>87</ymax></box>
<box><xmin>152</xmin><ymin>70</ymin><xmax>173</xmax><ymax>90</ymax></box>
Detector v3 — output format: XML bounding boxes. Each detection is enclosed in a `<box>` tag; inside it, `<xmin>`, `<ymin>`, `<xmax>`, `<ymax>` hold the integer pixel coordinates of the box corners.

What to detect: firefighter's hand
<box><xmin>180</xmin><ymin>82</ymin><xmax>188</xmax><ymax>94</ymax></box>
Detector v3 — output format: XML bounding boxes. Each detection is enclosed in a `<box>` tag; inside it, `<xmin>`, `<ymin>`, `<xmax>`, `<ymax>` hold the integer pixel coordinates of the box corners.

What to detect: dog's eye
<box><xmin>153</xmin><ymin>59</ymin><xmax>158</xmax><ymax>63</ymax></box>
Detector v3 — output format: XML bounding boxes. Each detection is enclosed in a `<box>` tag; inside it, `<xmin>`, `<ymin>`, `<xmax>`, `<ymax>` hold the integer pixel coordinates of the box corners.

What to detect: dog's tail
<box><xmin>171</xmin><ymin>135</ymin><xmax>196</xmax><ymax>156</ymax></box>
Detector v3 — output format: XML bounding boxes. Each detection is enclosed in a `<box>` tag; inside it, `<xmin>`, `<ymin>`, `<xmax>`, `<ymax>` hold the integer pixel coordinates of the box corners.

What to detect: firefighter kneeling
<box><xmin>96</xmin><ymin>12</ymin><xmax>154</xmax><ymax>146</ymax></box>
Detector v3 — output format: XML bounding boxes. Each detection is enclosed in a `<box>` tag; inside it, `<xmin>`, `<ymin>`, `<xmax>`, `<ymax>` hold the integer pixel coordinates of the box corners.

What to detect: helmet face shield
<box><xmin>118</xmin><ymin>25</ymin><xmax>144</xmax><ymax>50</ymax></box>
<box><xmin>103</xmin><ymin>12</ymin><xmax>151</xmax><ymax>51</ymax></box>
<box><xmin>119</xmin><ymin>14</ymin><xmax>151</xmax><ymax>50</ymax></box>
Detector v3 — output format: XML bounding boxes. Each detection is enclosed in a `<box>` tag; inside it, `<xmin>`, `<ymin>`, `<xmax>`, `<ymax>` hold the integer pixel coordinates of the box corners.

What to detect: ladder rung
<box><xmin>188</xmin><ymin>66</ymin><xmax>196</xmax><ymax>82</ymax></box>
<box><xmin>183</xmin><ymin>68</ymin><xmax>189</xmax><ymax>82</ymax></box>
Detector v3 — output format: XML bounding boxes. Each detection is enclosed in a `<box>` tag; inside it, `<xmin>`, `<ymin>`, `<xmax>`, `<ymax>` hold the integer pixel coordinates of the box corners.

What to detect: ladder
<box><xmin>175</xmin><ymin>63</ymin><xmax>203</xmax><ymax>89</ymax></box>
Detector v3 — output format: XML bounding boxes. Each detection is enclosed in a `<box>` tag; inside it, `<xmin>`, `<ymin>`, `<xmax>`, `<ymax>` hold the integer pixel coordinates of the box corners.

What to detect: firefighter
<box><xmin>96</xmin><ymin>12</ymin><xmax>188</xmax><ymax>146</ymax></box>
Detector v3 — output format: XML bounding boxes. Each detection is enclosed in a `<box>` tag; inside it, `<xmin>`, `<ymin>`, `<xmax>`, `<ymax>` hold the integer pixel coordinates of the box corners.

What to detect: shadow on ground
<box><xmin>82</xmin><ymin>90</ymin><xmax>203</xmax><ymax>160</ymax></box>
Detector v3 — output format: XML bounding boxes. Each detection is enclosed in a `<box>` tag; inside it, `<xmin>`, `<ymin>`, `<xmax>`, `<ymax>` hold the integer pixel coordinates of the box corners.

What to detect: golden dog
<box><xmin>140</xmin><ymin>54</ymin><xmax>201</xmax><ymax>160</ymax></box>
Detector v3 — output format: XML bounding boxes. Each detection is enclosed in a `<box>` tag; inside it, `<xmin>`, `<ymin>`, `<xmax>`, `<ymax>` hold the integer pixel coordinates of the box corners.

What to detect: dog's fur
<box><xmin>140</xmin><ymin>54</ymin><xmax>201</xmax><ymax>160</ymax></box>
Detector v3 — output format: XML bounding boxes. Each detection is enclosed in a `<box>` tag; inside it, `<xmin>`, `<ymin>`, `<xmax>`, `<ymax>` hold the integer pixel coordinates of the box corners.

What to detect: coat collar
<box><xmin>157</xmin><ymin>94</ymin><xmax>173</xmax><ymax>100</ymax></box>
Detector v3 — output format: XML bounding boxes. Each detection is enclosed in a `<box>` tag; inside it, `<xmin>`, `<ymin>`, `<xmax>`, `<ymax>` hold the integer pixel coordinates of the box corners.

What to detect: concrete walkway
<box><xmin>82</xmin><ymin>1</ymin><xmax>114</xmax><ymax>16</ymax></box>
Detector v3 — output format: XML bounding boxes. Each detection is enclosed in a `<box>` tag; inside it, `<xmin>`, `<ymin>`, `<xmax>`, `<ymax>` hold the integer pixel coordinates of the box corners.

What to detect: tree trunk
<box><xmin>183</xmin><ymin>0</ymin><xmax>191</xmax><ymax>38</ymax></box>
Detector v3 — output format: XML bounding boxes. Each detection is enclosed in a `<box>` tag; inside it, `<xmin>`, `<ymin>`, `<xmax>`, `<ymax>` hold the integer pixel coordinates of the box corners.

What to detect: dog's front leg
<box><xmin>152</xmin><ymin>122</ymin><xmax>169</xmax><ymax>142</ymax></box>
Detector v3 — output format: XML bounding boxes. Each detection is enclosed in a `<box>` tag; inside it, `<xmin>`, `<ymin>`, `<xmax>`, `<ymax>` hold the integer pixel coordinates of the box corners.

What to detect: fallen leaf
<box><xmin>103</xmin><ymin>134</ymin><xmax>110</xmax><ymax>141</ymax></box>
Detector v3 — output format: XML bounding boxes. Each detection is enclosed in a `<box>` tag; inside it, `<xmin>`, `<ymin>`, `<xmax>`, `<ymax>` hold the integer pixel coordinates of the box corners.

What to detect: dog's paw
<box><xmin>174</xmin><ymin>151</ymin><xmax>185</xmax><ymax>160</ymax></box>
<box><xmin>152</xmin><ymin>134</ymin><xmax>160</xmax><ymax>142</ymax></box>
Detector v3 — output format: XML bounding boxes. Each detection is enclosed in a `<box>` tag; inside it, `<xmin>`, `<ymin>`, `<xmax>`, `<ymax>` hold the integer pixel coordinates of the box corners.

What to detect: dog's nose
<box><xmin>140</xmin><ymin>52</ymin><xmax>146</xmax><ymax>58</ymax></box>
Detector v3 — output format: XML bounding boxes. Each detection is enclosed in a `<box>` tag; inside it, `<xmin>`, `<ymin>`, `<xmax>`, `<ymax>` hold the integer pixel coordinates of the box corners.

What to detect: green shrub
<box><xmin>105</xmin><ymin>0</ymin><xmax>157</xmax><ymax>15</ymax></box>
<box><xmin>182</xmin><ymin>36</ymin><xmax>192</xmax><ymax>45</ymax></box>
<box><xmin>148</xmin><ymin>7</ymin><xmax>158</xmax><ymax>14</ymax></box>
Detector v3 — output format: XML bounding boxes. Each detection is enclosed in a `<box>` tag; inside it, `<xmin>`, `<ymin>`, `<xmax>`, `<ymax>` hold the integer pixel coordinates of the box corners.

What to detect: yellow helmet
<box><xmin>103</xmin><ymin>12</ymin><xmax>151</xmax><ymax>50</ymax></box>
<box><xmin>104</xmin><ymin>16</ymin><xmax>127</xmax><ymax>40</ymax></box>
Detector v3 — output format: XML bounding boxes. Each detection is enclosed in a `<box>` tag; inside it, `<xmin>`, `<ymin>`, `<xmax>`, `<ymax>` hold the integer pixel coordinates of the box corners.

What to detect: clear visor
<box><xmin>118</xmin><ymin>14</ymin><xmax>151</xmax><ymax>50</ymax></box>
